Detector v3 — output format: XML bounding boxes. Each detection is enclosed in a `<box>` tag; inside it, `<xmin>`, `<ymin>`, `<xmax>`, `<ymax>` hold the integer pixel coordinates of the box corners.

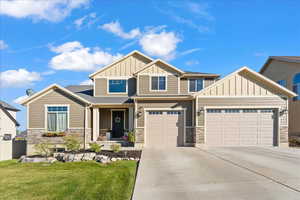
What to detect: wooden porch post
<box><xmin>92</xmin><ymin>107</ymin><xmax>99</xmax><ymax>141</ymax></box>
<box><xmin>129</xmin><ymin>106</ymin><xmax>134</xmax><ymax>131</ymax></box>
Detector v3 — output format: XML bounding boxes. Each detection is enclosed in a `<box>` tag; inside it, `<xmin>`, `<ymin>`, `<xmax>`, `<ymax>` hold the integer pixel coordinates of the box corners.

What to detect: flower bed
<box><xmin>42</xmin><ymin>132</ymin><xmax>66</xmax><ymax>137</ymax></box>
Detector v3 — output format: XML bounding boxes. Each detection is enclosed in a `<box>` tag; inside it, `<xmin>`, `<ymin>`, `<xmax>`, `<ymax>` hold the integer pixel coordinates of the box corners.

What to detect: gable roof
<box><xmin>20</xmin><ymin>84</ymin><xmax>91</xmax><ymax>105</ymax></box>
<box><xmin>182</xmin><ymin>71</ymin><xmax>220</xmax><ymax>77</ymax></box>
<box><xmin>260</xmin><ymin>56</ymin><xmax>300</xmax><ymax>74</ymax></box>
<box><xmin>0</xmin><ymin>103</ymin><xmax>20</xmax><ymax>126</ymax></box>
<box><xmin>89</xmin><ymin>50</ymin><xmax>153</xmax><ymax>79</ymax></box>
<box><xmin>134</xmin><ymin>59</ymin><xmax>184</xmax><ymax>75</ymax></box>
<box><xmin>0</xmin><ymin>100</ymin><xmax>20</xmax><ymax>111</ymax></box>
<box><xmin>194</xmin><ymin>66</ymin><xmax>297</xmax><ymax>98</ymax></box>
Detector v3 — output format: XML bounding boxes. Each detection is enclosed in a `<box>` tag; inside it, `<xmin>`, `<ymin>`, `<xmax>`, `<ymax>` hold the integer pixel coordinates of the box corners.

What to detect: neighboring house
<box><xmin>260</xmin><ymin>56</ymin><xmax>300</xmax><ymax>137</ymax></box>
<box><xmin>21</xmin><ymin>51</ymin><xmax>296</xmax><ymax>155</ymax></box>
<box><xmin>0</xmin><ymin>100</ymin><xmax>20</xmax><ymax>160</ymax></box>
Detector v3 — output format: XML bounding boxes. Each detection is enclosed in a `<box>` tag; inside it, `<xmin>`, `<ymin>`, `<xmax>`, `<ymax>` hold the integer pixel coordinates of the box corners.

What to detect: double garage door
<box><xmin>146</xmin><ymin>110</ymin><xmax>184</xmax><ymax>148</ymax></box>
<box><xmin>206</xmin><ymin>109</ymin><xmax>276</xmax><ymax>146</ymax></box>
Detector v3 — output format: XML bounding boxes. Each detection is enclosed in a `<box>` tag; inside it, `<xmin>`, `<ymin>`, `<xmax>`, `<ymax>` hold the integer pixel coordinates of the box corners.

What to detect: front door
<box><xmin>112</xmin><ymin>111</ymin><xmax>125</xmax><ymax>138</ymax></box>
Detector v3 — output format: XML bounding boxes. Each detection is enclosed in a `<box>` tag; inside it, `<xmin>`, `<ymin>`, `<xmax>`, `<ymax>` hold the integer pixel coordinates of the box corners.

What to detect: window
<box><xmin>189</xmin><ymin>79</ymin><xmax>204</xmax><ymax>92</ymax></box>
<box><xmin>207</xmin><ymin>109</ymin><xmax>222</xmax><ymax>113</ymax></box>
<box><xmin>243</xmin><ymin>109</ymin><xmax>258</xmax><ymax>113</ymax></box>
<box><xmin>277</xmin><ymin>80</ymin><xmax>287</xmax><ymax>87</ymax></box>
<box><xmin>293</xmin><ymin>73</ymin><xmax>300</xmax><ymax>101</ymax></box>
<box><xmin>261</xmin><ymin>109</ymin><xmax>273</xmax><ymax>113</ymax></box>
<box><xmin>151</xmin><ymin>76</ymin><xmax>166</xmax><ymax>91</ymax></box>
<box><xmin>167</xmin><ymin>111</ymin><xmax>181</xmax><ymax>115</ymax></box>
<box><xmin>225</xmin><ymin>109</ymin><xmax>240</xmax><ymax>113</ymax></box>
<box><xmin>47</xmin><ymin>106</ymin><xmax>68</xmax><ymax>132</ymax></box>
<box><xmin>149</xmin><ymin>111</ymin><xmax>163</xmax><ymax>115</ymax></box>
<box><xmin>108</xmin><ymin>79</ymin><xmax>127</xmax><ymax>93</ymax></box>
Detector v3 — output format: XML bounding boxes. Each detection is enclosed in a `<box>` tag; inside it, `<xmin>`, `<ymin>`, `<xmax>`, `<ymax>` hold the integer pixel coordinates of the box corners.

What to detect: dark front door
<box><xmin>112</xmin><ymin>111</ymin><xmax>125</xmax><ymax>138</ymax></box>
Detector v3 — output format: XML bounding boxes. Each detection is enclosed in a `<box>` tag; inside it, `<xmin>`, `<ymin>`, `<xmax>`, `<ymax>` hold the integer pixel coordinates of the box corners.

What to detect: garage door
<box><xmin>146</xmin><ymin>110</ymin><xmax>184</xmax><ymax>148</ymax></box>
<box><xmin>206</xmin><ymin>109</ymin><xmax>275</xmax><ymax>146</ymax></box>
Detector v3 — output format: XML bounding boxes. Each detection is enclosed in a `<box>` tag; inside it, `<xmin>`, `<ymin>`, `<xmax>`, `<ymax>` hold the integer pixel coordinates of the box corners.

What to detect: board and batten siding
<box><xmin>28</xmin><ymin>89</ymin><xmax>86</xmax><ymax>129</ymax></box>
<box><xmin>136</xmin><ymin>100</ymin><xmax>193</xmax><ymax>127</ymax></box>
<box><xmin>139</xmin><ymin>62</ymin><xmax>180</xmax><ymax>75</ymax></box>
<box><xmin>94</xmin><ymin>77</ymin><xmax>136</xmax><ymax>96</ymax></box>
<box><xmin>261</xmin><ymin>60</ymin><xmax>300</xmax><ymax>136</ymax></box>
<box><xmin>93</xmin><ymin>53</ymin><xmax>151</xmax><ymax>77</ymax></box>
<box><xmin>138</xmin><ymin>75</ymin><xmax>179</xmax><ymax>95</ymax></box>
<box><xmin>198</xmin><ymin>72</ymin><xmax>279</xmax><ymax>96</ymax></box>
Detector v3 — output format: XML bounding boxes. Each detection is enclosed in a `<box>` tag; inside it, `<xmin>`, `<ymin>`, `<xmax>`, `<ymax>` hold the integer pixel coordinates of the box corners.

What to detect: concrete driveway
<box><xmin>133</xmin><ymin>147</ymin><xmax>300</xmax><ymax>200</ymax></box>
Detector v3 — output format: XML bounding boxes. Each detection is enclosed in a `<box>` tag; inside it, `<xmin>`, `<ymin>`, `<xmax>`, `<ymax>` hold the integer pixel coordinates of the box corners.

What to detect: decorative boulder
<box><xmin>95</xmin><ymin>155</ymin><xmax>110</xmax><ymax>164</ymax></box>
<box><xmin>82</xmin><ymin>152</ymin><xmax>96</xmax><ymax>161</ymax></box>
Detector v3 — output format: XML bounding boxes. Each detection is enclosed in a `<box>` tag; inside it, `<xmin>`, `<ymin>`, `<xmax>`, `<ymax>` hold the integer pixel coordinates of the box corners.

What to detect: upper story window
<box><xmin>151</xmin><ymin>76</ymin><xmax>166</xmax><ymax>91</ymax></box>
<box><xmin>108</xmin><ymin>79</ymin><xmax>127</xmax><ymax>93</ymax></box>
<box><xmin>189</xmin><ymin>79</ymin><xmax>204</xmax><ymax>92</ymax></box>
<box><xmin>277</xmin><ymin>80</ymin><xmax>287</xmax><ymax>87</ymax></box>
<box><xmin>47</xmin><ymin>106</ymin><xmax>68</xmax><ymax>132</ymax></box>
<box><xmin>293</xmin><ymin>73</ymin><xmax>300</xmax><ymax>101</ymax></box>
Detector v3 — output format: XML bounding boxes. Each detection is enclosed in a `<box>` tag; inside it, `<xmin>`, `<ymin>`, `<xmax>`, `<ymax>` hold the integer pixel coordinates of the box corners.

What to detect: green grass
<box><xmin>0</xmin><ymin>160</ymin><xmax>137</xmax><ymax>200</ymax></box>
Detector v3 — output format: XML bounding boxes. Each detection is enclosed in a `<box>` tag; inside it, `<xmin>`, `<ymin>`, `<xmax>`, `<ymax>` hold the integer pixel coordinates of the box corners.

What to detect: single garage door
<box><xmin>206</xmin><ymin>109</ymin><xmax>276</xmax><ymax>146</ymax></box>
<box><xmin>146</xmin><ymin>110</ymin><xmax>184</xmax><ymax>148</ymax></box>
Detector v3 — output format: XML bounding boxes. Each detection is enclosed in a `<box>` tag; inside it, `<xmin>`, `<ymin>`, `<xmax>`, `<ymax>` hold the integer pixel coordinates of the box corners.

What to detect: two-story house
<box><xmin>260</xmin><ymin>56</ymin><xmax>300</xmax><ymax>137</ymax></box>
<box><xmin>0</xmin><ymin>100</ymin><xmax>20</xmax><ymax>160</ymax></box>
<box><xmin>21</xmin><ymin>51</ymin><xmax>296</xmax><ymax>154</ymax></box>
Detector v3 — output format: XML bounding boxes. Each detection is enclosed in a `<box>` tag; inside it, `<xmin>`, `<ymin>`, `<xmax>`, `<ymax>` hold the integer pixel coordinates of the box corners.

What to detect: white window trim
<box><xmin>107</xmin><ymin>78</ymin><xmax>128</xmax><ymax>94</ymax></box>
<box><xmin>188</xmin><ymin>78</ymin><xmax>205</xmax><ymax>93</ymax></box>
<box><xmin>149</xmin><ymin>75</ymin><xmax>168</xmax><ymax>92</ymax></box>
<box><xmin>44</xmin><ymin>104</ymin><xmax>70</xmax><ymax>132</ymax></box>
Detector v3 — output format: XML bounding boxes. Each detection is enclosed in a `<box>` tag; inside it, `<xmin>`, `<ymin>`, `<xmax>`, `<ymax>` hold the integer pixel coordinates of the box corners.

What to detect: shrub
<box><xmin>111</xmin><ymin>143</ymin><xmax>121</xmax><ymax>153</ymax></box>
<box><xmin>34</xmin><ymin>142</ymin><xmax>52</xmax><ymax>158</ymax></box>
<box><xmin>89</xmin><ymin>142</ymin><xmax>102</xmax><ymax>153</ymax></box>
<box><xmin>63</xmin><ymin>136</ymin><xmax>81</xmax><ymax>152</ymax></box>
<box><xmin>127</xmin><ymin>131</ymin><xmax>135</xmax><ymax>143</ymax></box>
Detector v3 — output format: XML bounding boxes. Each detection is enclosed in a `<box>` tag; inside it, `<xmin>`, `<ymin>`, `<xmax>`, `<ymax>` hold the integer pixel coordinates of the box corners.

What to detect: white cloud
<box><xmin>172</xmin><ymin>15</ymin><xmax>210</xmax><ymax>32</ymax></box>
<box><xmin>80</xmin><ymin>79</ymin><xmax>93</xmax><ymax>85</ymax></box>
<box><xmin>41</xmin><ymin>70</ymin><xmax>56</xmax><ymax>76</ymax></box>
<box><xmin>49</xmin><ymin>41</ymin><xmax>123</xmax><ymax>71</ymax></box>
<box><xmin>0</xmin><ymin>0</ymin><xmax>90</xmax><ymax>22</ymax></box>
<box><xmin>185</xmin><ymin>60</ymin><xmax>200</xmax><ymax>66</ymax></box>
<box><xmin>254</xmin><ymin>52</ymin><xmax>267</xmax><ymax>57</ymax></box>
<box><xmin>74</xmin><ymin>12</ymin><xmax>97</xmax><ymax>29</ymax></box>
<box><xmin>186</xmin><ymin>2</ymin><xmax>214</xmax><ymax>21</ymax></box>
<box><xmin>101</xmin><ymin>21</ymin><xmax>141</xmax><ymax>39</ymax></box>
<box><xmin>180</xmin><ymin>48</ymin><xmax>202</xmax><ymax>56</ymax></box>
<box><xmin>13</xmin><ymin>95</ymin><xmax>28</xmax><ymax>104</ymax></box>
<box><xmin>0</xmin><ymin>40</ymin><xmax>8</xmax><ymax>50</ymax></box>
<box><xmin>139</xmin><ymin>30</ymin><xmax>181</xmax><ymax>60</ymax></box>
<box><xmin>0</xmin><ymin>68</ymin><xmax>41</xmax><ymax>88</ymax></box>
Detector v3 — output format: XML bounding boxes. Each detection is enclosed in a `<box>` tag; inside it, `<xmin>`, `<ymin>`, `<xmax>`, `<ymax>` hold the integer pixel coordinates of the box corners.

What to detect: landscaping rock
<box><xmin>111</xmin><ymin>157</ymin><xmax>117</xmax><ymax>162</ymax></box>
<box><xmin>130</xmin><ymin>157</ymin><xmax>135</xmax><ymax>160</ymax></box>
<box><xmin>19</xmin><ymin>156</ymin><xmax>57</xmax><ymax>163</ymax></box>
<box><xmin>82</xmin><ymin>152</ymin><xmax>96</xmax><ymax>161</ymax></box>
<box><xmin>64</xmin><ymin>153</ymin><xmax>84</xmax><ymax>162</ymax></box>
<box><xmin>95</xmin><ymin>155</ymin><xmax>110</xmax><ymax>164</ymax></box>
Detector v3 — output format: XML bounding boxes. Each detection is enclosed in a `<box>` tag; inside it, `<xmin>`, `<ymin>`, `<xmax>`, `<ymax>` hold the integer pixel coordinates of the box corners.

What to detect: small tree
<box><xmin>89</xmin><ymin>142</ymin><xmax>102</xmax><ymax>153</ymax></box>
<box><xmin>127</xmin><ymin>131</ymin><xmax>135</xmax><ymax>143</ymax></box>
<box><xmin>63</xmin><ymin>136</ymin><xmax>81</xmax><ymax>152</ymax></box>
<box><xmin>111</xmin><ymin>143</ymin><xmax>121</xmax><ymax>153</ymax></box>
<box><xmin>34</xmin><ymin>142</ymin><xmax>52</xmax><ymax>158</ymax></box>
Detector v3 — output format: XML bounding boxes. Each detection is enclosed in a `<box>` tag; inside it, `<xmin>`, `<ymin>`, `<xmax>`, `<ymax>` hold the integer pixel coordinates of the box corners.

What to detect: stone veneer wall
<box><xmin>27</xmin><ymin>128</ymin><xmax>91</xmax><ymax>155</ymax></box>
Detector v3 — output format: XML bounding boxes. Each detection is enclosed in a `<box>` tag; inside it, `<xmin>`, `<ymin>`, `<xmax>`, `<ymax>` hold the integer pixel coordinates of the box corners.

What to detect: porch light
<box><xmin>279</xmin><ymin>109</ymin><xmax>288</xmax><ymax>116</ymax></box>
<box><xmin>136</xmin><ymin>111</ymin><xmax>142</xmax><ymax>117</ymax></box>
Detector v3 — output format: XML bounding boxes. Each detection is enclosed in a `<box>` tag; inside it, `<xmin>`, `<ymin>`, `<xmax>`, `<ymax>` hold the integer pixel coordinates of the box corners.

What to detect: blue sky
<box><xmin>0</xmin><ymin>0</ymin><xmax>299</xmax><ymax>131</ymax></box>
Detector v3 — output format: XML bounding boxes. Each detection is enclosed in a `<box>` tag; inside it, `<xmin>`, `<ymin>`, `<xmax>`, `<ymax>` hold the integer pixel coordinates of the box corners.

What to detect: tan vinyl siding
<box><xmin>28</xmin><ymin>89</ymin><xmax>85</xmax><ymax>129</ymax></box>
<box><xmin>94</xmin><ymin>53</ymin><xmax>151</xmax><ymax>77</ymax></box>
<box><xmin>136</xmin><ymin>100</ymin><xmax>193</xmax><ymax>127</ymax></box>
<box><xmin>140</xmin><ymin>62</ymin><xmax>180</xmax><ymax>75</ymax></box>
<box><xmin>87</xmin><ymin>108</ymin><xmax>92</xmax><ymax>128</ymax></box>
<box><xmin>199</xmin><ymin>72</ymin><xmax>279</xmax><ymax>96</ymax></box>
<box><xmin>139</xmin><ymin>75</ymin><xmax>179</xmax><ymax>95</ymax></box>
<box><xmin>261</xmin><ymin>60</ymin><xmax>300</xmax><ymax>135</ymax></box>
<box><xmin>94</xmin><ymin>77</ymin><xmax>136</xmax><ymax>96</ymax></box>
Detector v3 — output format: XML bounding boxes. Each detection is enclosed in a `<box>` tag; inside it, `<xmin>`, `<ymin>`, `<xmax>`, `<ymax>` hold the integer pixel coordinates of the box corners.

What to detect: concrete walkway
<box><xmin>133</xmin><ymin>147</ymin><xmax>300</xmax><ymax>200</ymax></box>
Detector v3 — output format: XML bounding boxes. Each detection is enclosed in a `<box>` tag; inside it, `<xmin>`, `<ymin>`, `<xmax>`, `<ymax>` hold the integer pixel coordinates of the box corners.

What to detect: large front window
<box><xmin>151</xmin><ymin>76</ymin><xmax>166</xmax><ymax>90</ymax></box>
<box><xmin>109</xmin><ymin>79</ymin><xmax>127</xmax><ymax>93</ymax></box>
<box><xmin>47</xmin><ymin>106</ymin><xmax>68</xmax><ymax>132</ymax></box>
<box><xmin>293</xmin><ymin>73</ymin><xmax>300</xmax><ymax>101</ymax></box>
<box><xmin>189</xmin><ymin>79</ymin><xmax>204</xmax><ymax>92</ymax></box>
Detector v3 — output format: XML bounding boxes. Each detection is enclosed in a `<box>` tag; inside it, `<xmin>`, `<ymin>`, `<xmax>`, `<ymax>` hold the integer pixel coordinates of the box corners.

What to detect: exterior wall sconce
<box><xmin>197</xmin><ymin>108</ymin><xmax>204</xmax><ymax>116</ymax></box>
<box><xmin>279</xmin><ymin>109</ymin><xmax>288</xmax><ymax>116</ymax></box>
<box><xmin>136</xmin><ymin>111</ymin><xmax>142</xmax><ymax>118</ymax></box>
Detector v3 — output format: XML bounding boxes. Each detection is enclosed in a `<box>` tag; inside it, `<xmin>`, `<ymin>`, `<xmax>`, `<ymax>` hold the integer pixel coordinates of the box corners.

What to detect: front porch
<box><xmin>91</xmin><ymin>105</ymin><xmax>135</xmax><ymax>144</ymax></box>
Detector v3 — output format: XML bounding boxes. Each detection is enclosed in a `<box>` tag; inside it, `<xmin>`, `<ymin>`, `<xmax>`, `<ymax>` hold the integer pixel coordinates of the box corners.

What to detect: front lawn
<box><xmin>0</xmin><ymin>160</ymin><xmax>137</xmax><ymax>200</ymax></box>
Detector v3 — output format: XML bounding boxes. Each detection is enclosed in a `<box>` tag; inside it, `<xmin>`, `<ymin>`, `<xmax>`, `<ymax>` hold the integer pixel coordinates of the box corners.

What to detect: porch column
<box><xmin>129</xmin><ymin>106</ymin><xmax>134</xmax><ymax>131</ymax></box>
<box><xmin>92</xmin><ymin>107</ymin><xmax>99</xmax><ymax>141</ymax></box>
